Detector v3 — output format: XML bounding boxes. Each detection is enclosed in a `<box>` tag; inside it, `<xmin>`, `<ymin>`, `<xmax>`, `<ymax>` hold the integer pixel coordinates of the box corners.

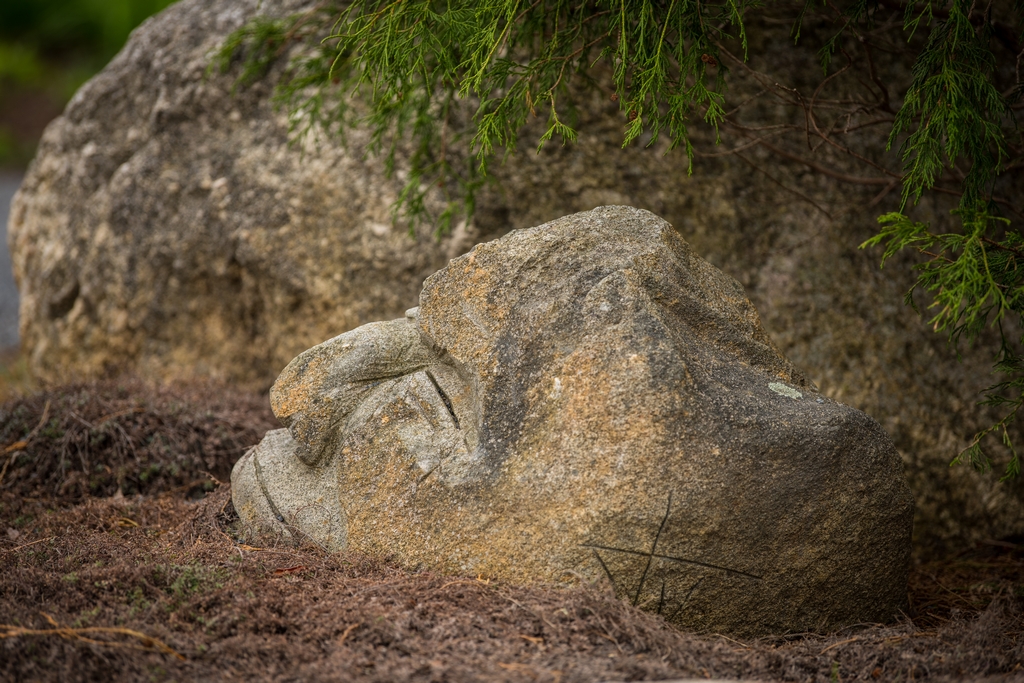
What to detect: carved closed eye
<box><xmin>425</xmin><ymin>369</ymin><xmax>460</xmax><ymax>429</ymax></box>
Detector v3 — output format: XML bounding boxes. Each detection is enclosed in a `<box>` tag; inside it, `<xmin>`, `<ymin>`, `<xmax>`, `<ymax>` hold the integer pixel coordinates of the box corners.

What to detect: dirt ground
<box><xmin>1</xmin><ymin>381</ymin><xmax>1021</xmax><ymax>682</ymax></box>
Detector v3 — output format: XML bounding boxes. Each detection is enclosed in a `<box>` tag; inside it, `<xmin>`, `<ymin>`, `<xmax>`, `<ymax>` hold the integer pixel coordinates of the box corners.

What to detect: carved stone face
<box><xmin>268</xmin><ymin>310</ymin><xmax>487</xmax><ymax>489</ymax></box>
<box><xmin>232</xmin><ymin>206</ymin><xmax>913</xmax><ymax>636</ymax></box>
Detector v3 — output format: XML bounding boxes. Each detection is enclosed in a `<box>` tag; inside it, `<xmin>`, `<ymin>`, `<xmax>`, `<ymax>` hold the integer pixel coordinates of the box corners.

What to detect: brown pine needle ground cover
<box><xmin>0</xmin><ymin>381</ymin><xmax>1022</xmax><ymax>682</ymax></box>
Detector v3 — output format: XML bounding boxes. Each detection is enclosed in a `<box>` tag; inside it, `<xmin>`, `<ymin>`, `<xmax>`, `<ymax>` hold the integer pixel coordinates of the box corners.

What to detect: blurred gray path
<box><xmin>0</xmin><ymin>173</ymin><xmax>22</xmax><ymax>351</ymax></box>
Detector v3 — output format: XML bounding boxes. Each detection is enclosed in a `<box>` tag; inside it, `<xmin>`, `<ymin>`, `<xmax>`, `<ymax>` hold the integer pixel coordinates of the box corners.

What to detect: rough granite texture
<box><xmin>232</xmin><ymin>206</ymin><xmax>915</xmax><ymax>636</ymax></box>
<box><xmin>9</xmin><ymin>0</ymin><xmax>1022</xmax><ymax>554</ymax></box>
<box><xmin>7</xmin><ymin>0</ymin><xmax>463</xmax><ymax>386</ymax></box>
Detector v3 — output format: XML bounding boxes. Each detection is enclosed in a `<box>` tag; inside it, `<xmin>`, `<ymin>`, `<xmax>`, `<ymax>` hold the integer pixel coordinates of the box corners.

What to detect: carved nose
<box><xmin>269</xmin><ymin>318</ymin><xmax>436</xmax><ymax>465</ymax></box>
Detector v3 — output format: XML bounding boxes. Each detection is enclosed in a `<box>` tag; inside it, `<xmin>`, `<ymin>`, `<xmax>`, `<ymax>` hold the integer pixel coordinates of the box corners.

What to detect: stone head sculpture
<box><xmin>232</xmin><ymin>206</ymin><xmax>913</xmax><ymax>635</ymax></box>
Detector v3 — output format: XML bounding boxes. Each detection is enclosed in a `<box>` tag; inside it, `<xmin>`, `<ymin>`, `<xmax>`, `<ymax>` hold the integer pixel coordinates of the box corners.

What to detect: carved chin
<box><xmin>230</xmin><ymin>429</ymin><xmax>348</xmax><ymax>551</ymax></box>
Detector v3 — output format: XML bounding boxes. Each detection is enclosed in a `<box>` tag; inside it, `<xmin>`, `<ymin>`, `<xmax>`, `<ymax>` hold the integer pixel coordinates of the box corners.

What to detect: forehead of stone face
<box><xmin>417</xmin><ymin>205</ymin><xmax>799</xmax><ymax>386</ymax></box>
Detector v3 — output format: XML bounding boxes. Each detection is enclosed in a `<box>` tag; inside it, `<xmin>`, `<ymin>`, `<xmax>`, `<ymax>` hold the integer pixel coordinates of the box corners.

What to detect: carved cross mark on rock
<box><xmin>582</xmin><ymin>492</ymin><xmax>762</xmax><ymax>612</ymax></box>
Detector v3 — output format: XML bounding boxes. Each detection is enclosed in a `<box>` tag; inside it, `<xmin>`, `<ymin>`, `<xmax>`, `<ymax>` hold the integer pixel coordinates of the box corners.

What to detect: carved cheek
<box><xmin>335</xmin><ymin>368</ymin><xmax>482</xmax><ymax>492</ymax></box>
<box><xmin>385</xmin><ymin>371</ymin><xmax>469</xmax><ymax>477</ymax></box>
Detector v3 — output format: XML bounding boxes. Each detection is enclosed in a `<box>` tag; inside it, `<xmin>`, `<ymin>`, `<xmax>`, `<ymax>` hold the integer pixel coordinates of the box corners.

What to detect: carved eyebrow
<box><xmin>425</xmin><ymin>369</ymin><xmax>460</xmax><ymax>430</ymax></box>
<box><xmin>341</xmin><ymin>337</ymin><xmax>431</xmax><ymax>383</ymax></box>
<box><xmin>349</xmin><ymin>364</ymin><xmax>429</xmax><ymax>386</ymax></box>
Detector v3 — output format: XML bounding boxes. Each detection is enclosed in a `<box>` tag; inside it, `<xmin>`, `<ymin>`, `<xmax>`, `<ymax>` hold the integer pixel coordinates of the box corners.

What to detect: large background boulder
<box><xmin>9</xmin><ymin>0</ymin><xmax>1023</xmax><ymax>555</ymax></box>
<box><xmin>7</xmin><ymin>0</ymin><xmax>472</xmax><ymax>388</ymax></box>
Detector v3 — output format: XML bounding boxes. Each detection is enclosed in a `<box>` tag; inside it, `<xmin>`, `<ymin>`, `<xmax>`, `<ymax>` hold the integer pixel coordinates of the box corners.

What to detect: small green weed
<box><xmin>72</xmin><ymin>607</ymin><xmax>100</xmax><ymax>627</ymax></box>
<box><xmin>139</xmin><ymin>463</ymin><xmax>162</xmax><ymax>483</ymax></box>
<box><xmin>156</xmin><ymin>564</ymin><xmax>228</xmax><ymax>612</ymax></box>
<box><xmin>127</xmin><ymin>586</ymin><xmax>152</xmax><ymax>617</ymax></box>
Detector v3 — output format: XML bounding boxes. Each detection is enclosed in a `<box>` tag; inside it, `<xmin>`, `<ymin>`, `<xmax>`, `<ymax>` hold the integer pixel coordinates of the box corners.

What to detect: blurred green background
<box><xmin>0</xmin><ymin>0</ymin><xmax>176</xmax><ymax>169</ymax></box>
